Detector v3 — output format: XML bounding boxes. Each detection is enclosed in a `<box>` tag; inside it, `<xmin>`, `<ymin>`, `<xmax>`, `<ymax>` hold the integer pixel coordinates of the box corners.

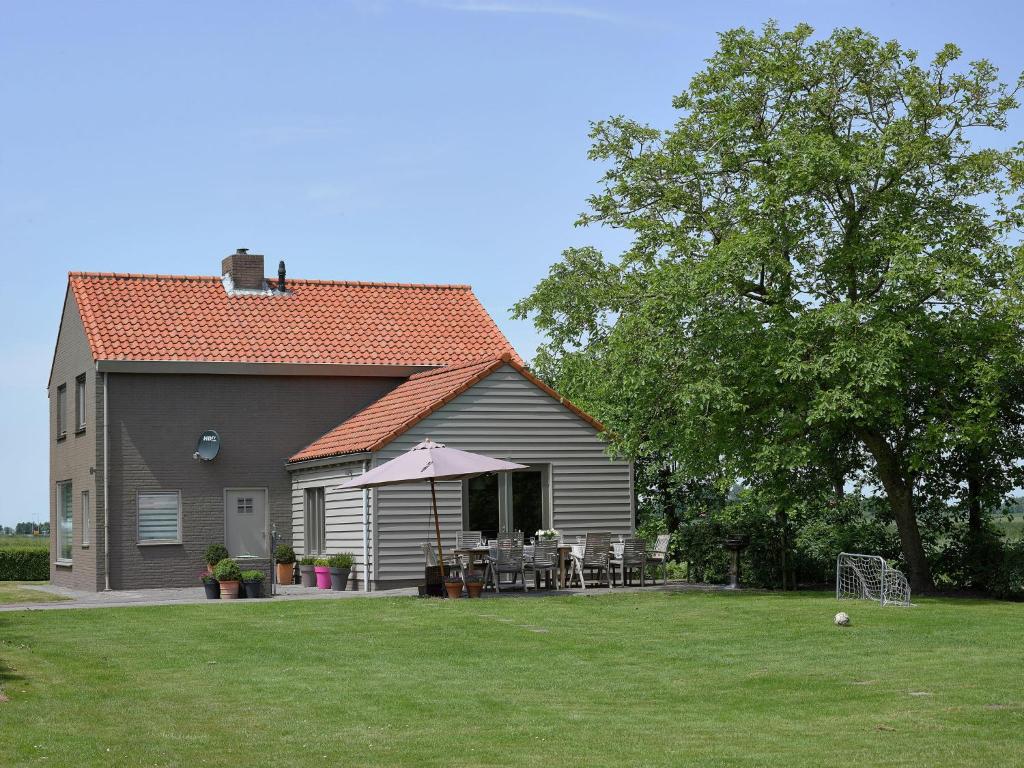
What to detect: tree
<box><xmin>515</xmin><ymin>23</ymin><xmax>1024</xmax><ymax>592</ymax></box>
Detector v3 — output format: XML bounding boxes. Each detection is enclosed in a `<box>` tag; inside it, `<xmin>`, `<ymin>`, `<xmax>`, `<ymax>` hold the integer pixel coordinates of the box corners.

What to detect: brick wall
<box><xmin>221</xmin><ymin>252</ymin><xmax>265</xmax><ymax>290</ymax></box>
<box><xmin>106</xmin><ymin>372</ymin><xmax>400</xmax><ymax>589</ymax></box>
<box><xmin>49</xmin><ymin>292</ymin><xmax>103</xmax><ymax>590</ymax></box>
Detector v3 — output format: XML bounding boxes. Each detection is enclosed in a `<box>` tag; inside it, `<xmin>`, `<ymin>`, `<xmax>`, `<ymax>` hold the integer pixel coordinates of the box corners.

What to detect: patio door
<box><xmin>463</xmin><ymin>466</ymin><xmax>548</xmax><ymax>540</ymax></box>
<box><xmin>225</xmin><ymin>488</ymin><xmax>269</xmax><ymax>557</ymax></box>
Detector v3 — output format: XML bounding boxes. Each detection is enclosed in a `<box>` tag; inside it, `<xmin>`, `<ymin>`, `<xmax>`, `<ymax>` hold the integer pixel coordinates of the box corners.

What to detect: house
<box><xmin>48</xmin><ymin>249</ymin><xmax>634</xmax><ymax>591</ymax></box>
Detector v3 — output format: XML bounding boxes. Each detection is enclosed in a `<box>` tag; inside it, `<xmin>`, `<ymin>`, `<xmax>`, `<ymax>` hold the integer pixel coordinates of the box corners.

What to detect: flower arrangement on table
<box><xmin>535</xmin><ymin>529</ymin><xmax>560</xmax><ymax>540</ymax></box>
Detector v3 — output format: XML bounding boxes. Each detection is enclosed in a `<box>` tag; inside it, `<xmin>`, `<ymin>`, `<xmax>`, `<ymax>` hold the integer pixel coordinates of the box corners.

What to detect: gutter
<box><xmin>362</xmin><ymin>458</ymin><xmax>370</xmax><ymax>592</ymax></box>
<box><xmin>102</xmin><ymin>371</ymin><xmax>110</xmax><ymax>591</ymax></box>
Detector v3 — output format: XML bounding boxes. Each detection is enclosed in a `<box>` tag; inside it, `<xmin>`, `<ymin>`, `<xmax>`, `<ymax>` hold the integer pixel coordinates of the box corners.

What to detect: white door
<box><xmin>225</xmin><ymin>488</ymin><xmax>268</xmax><ymax>557</ymax></box>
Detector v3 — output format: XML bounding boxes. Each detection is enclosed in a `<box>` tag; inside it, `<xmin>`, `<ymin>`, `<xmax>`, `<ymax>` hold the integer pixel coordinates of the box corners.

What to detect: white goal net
<box><xmin>835</xmin><ymin>552</ymin><xmax>911</xmax><ymax>607</ymax></box>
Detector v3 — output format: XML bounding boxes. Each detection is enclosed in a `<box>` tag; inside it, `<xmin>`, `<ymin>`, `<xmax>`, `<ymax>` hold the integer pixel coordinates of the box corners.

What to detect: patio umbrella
<box><xmin>337</xmin><ymin>438</ymin><xmax>527</xmax><ymax>581</ymax></box>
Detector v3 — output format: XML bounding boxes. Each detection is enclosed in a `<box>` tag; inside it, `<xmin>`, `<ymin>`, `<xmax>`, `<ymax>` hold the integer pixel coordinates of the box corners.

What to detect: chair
<box><xmin>421</xmin><ymin>542</ymin><xmax>461</xmax><ymax>580</ymax></box>
<box><xmin>456</xmin><ymin>530</ymin><xmax>486</xmax><ymax>570</ymax></box>
<box><xmin>646</xmin><ymin>533</ymin><xmax>671</xmax><ymax>585</ymax></box>
<box><xmin>528</xmin><ymin>539</ymin><xmax>560</xmax><ymax>589</ymax></box>
<box><xmin>570</xmin><ymin>532</ymin><xmax>612</xmax><ymax>589</ymax></box>
<box><xmin>484</xmin><ymin>538</ymin><xmax>529</xmax><ymax>592</ymax></box>
<box><xmin>611</xmin><ymin>537</ymin><xmax>646</xmax><ymax>587</ymax></box>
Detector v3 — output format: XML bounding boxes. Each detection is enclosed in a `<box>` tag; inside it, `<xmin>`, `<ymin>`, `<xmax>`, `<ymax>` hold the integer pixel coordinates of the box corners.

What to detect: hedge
<box><xmin>0</xmin><ymin>547</ymin><xmax>49</xmax><ymax>580</ymax></box>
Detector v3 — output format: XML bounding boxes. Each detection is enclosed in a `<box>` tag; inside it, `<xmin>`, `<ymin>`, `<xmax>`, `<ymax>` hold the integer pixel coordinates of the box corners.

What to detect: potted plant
<box><xmin>214</xmin><ymin>558</ymin><xmax>242</xmax><ymax>600</ymax></box>
<box><xmin>204</xmin><ymin>543</ymin><xmax>230</xmax><ymax>574</ymax></box>
<box><xmin>535</xmin><ymin>528</ymin><xmax>560</xmax><ymax>541</ymax></box>
<box><xmin>241</xmin><ymin>570</ymin><xmax>265</xmax><ymax>599</ymax></box>
<box><xmin>274</xmin><ymin>544</ymin><xmax>296</xmax><ymax>585</ymax></box>
<box><xmin>444</xmin><ymin>575</ymin><xmax>464</xmax><ymax>599</ymax></box>
<box><xmin>463</xmin><ymin>570</ymin><xmax>484</xmax><ymax>598</ymax></box>
<box><xmin>313</xmin><ymin>557</ymin><xmax>331</xmax><ymax>589</ymax></box>
<box><xmin>328</xmin><ymin>552</ymin><xmax>354</xmax><ymax>591</ymax></box>
<box><xmin>200</xmin><ymin>571</ymin><xmax>220</xmax><ymax>599</ymax></box>
<box><xmin>299</xmin><ymin>556</ymin><xmax>317</xmax><ymax>587</ymax></box>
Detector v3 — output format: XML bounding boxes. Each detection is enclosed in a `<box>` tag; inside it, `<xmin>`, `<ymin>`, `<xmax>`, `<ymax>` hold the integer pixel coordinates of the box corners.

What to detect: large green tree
<box><xmin>515</xmin><ymin>23</ymin><xmax>1024</xmax><ymax>592</ymax></box>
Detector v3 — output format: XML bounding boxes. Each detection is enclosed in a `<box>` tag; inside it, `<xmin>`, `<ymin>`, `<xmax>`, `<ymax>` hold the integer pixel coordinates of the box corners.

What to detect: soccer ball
<box><xmin>834</xmin><ymin>611</ymin><xmax>851</xmax><ymax>626</ymax></box>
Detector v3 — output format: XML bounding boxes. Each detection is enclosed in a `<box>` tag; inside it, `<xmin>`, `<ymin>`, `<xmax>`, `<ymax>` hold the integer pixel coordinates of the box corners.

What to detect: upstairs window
<box><xmin>56</xmin><ymin>384</ymin><xmax>67</xmax><ymax>438</ymax></box>
<box><xmin>75</xmin><ymin>374</ymin><xmax>86</xmax><ymax>432</ymax></box>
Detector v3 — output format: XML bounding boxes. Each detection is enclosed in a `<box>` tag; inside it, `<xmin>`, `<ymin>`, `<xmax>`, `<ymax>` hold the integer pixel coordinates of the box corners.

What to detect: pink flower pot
<box><xmin>314</xmin><ymin>565</ymin><xmax>331</xmax><ymax>589</ymax></box>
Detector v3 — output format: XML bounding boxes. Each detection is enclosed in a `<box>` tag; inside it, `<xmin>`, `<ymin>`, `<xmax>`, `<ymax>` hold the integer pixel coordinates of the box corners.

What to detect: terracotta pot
<box><xmin>299</xmin><ymin>564</ymin><xmax>316</xmax><ymax>587</ymax></box>
<box><xmin>314</xmin><ymin>565</ymin><xmax>331</xmax><ymax>589</ymax></box>
<box><xmin>466</xmin><ymin>582</ymin><xmax>483</xmax><ymax>598</ymax></box>
<box><xmin>445</xmin><ymin>580</ymin><xmax>463</xmax><ymax>599</ymax></box>
<box><xmin>219</xmin><ymin>580</ymin><xmax>241</xmax><ymax>600</ymax></box>
<box><xmin>276</xmin><ymin>562</ymin><xmax>294</xmax><ymax>585</ymax></box>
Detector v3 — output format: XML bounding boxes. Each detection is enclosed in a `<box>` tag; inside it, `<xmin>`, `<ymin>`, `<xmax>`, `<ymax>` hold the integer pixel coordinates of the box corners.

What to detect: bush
<box><xmin>240</xmin><ymin>569</ymin><xmax>265</xmax><ymax>583</ymax></box>
<box><xmin>0</xmin><ymin>546</ymin><xmax>49</xmax><ymax>580</ymax></box>
<box><xmin>213</xmin><ymin>558</ymin><xmax>242</xmax><ymax>582</ymax></box>
<box><xmin>327</xmin><ymin>553</ymin><xmax>354</xmax><ymax>569</ymax></box>
<box><xmin>299</xmin><ymin>556</ymin><xmax>317</xmax><ymax>566</ymax></box>
<box><xmin>313</xmin><ymin>557</ymin><xmax>330</xmax><ymax>567</ymax></box>
<box><xmin>273</xmin><ymin>544</ymin><xmax>295</xmax><ymax>564</ymax></box>
<box><xmin>986</xmin><ymin>538</ymin><xmax>1024</xmax><ymax>600</ymax></box>
<box><xmin>204</xmin><ymin>543</ymin><xmax>230</xmax><ymax>567</ymax></box>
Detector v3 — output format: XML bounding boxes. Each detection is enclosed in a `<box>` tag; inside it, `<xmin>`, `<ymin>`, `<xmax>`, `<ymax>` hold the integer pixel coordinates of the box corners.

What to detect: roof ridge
<box><xmin>69</xmin><ymin>271</ymin><xmax>472</xmax><ymax>290</ymax></box>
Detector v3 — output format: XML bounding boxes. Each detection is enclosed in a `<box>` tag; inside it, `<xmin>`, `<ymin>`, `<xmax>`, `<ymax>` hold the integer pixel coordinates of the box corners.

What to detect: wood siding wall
<box><xmin>290</xmin><ymin>460</ymin><xmax>372</xmax><ymax>587</ymax></box>
<box><xmin>370</xmin><ymin>364</ymin><xmax>632</xmax><ymax>586</ymax></box>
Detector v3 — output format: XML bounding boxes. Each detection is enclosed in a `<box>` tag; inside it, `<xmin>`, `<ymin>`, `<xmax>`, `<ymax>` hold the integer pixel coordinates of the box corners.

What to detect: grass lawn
<box><xmin>0</xmin><ymin>582</ymin><xmax>67</xmax><ymax>605</ymax></box>
<box><xmin>1</xmin><ymin>591</ymin><xmax>1021</xmax><ymax>767</ymax></box>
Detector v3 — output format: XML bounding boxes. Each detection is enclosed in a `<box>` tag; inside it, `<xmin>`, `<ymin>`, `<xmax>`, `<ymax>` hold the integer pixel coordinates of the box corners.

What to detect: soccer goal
<box><xmin>835</xmin><ymin>552</ymin><xmax>911</xmax><ymax>607</ymax></box>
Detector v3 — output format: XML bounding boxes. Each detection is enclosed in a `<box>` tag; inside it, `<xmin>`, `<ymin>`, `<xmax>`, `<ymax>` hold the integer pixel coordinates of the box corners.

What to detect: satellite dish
<box><xmin>195</xmin><ymin>430</ymin><xmax>220</xmax><ymax>461</ymax></box>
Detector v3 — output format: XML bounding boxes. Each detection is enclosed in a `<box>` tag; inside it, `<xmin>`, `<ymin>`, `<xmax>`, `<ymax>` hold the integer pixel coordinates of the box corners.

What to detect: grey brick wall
<box><xmin>106</xmin><ymin>372</ymin><xmax>400</xmax><ymax>589</ymax></box>
<box><xmin>49</xmin><ymin>292</ymin><xmax>103</xmax><ymax>590</ymax></box>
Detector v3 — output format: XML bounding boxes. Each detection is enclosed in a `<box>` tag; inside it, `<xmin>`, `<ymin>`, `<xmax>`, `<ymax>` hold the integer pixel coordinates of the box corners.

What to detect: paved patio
<box><xmin>0</xmin><ymin>580</ymin><xmax>724</xmax><ymax>612</ymax></box>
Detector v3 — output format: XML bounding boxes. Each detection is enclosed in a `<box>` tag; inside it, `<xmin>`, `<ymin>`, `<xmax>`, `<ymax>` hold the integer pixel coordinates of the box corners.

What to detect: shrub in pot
<box><xmin>214</xmin><ymin>558</ymin><xmax>242</xmax><ymax>599</ymax></box>
<box><xmin>241</xmin><ymin>569</ymin><xmax>265</xmax><ymax>599</ymax></box>
<box><xmin>274</xmin><ymin>544</ymin><xmax>296</xmax><ymax>585</ymax></box>
<box><xmin>200</xmin><ymin>571</ymin><xmax>220</xmax><ymax>599</ymax></box>
<box><xmin>313</xmin><ymin>557</ymin><xmax>331</xmax><ymax>589</ymax></box>
<box><xmin>204</xmin><ymin>543</ymin><xmax>230</xmax><ymax>574</ymax></box>
<box><xmin>463</xmin><ymin>570</ymin><xmax>484</xmax><ymax>598</ymax></box>
<box><xmin>299</xmin><ymin>556</ymin><xmax>317</xmax><ymax>587</ymax></box>
<box><xmin>328</xmin><ymin>552</ymin><xmax>354</xmax><ymax>591</ymax></box>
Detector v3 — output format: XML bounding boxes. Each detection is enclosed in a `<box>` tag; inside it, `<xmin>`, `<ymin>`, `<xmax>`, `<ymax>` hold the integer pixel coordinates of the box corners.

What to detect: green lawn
<box><xmin>0</xmin><ymin>582</ymin><xmax>66</xmax><ymax>605</ymax></box>
<box><xmin>0</xmin><ymin>592</ymin><xmax>1021</xmax><ymax>767</ymax></box>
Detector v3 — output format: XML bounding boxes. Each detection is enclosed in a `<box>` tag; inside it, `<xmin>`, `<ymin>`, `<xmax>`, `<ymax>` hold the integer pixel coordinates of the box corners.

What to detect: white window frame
<box><xmin>56</xmin><ymin>384</ymin><xmax>67</xmax><ymax>438</ymax></box>
<box><xmin>75</xmin><ymin>374</ymin><xmax>87</xmax><ymax>432</ymax></box>
<box><xmin>304</xmin><ymin>487</ymin><xmax>326</xmax><ymax>555</ymax></box>
<box><xmin>137</xmin><ymin>490</ymin><xmax>182</xmax><ymax>545</ymax></box>
<box><xmin>81</xmin><ymin>489</ymin><xmax>91</xmax><ymax>547</ymax></box>
<box><xmin>56</xmin><ymin>480</ymin><xmax>73</xmax><ymax>564</ymax></box>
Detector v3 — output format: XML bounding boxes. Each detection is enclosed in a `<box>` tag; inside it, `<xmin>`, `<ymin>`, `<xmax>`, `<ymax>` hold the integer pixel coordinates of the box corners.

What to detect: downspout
<box><xmin>102</xmin><ymin>371</ymin><xmax>110</xmax><ymax>591</ymax></box>
<box><xmin>362</xmin><ymin>459</ymin><xmax>370</xmax><ymax>592</ymax></box>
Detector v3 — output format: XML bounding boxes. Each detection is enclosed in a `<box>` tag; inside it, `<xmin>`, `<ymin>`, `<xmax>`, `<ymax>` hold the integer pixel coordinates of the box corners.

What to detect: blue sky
<box><xmin>1</xmin><ymin>0</ymin><xmax>1022</xmax><ymax>526</ymax></box>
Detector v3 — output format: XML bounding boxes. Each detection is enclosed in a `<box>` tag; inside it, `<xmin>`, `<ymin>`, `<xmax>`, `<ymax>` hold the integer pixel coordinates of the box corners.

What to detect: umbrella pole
<box><xmin>430</xmin><ymin>478</ymin><xmax>446</xmax><ymax>583</ymax></box>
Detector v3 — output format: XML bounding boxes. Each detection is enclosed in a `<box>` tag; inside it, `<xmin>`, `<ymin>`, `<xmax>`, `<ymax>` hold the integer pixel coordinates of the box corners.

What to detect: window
<box><xmin>304</xmin><ymin>487</ymin><xmax>326</xmax><ymax>555</ymax></box>
<box><xmin>56</xmin><ymin>384</ymin><xmax>67</xmax><ymax>438</ymax></box>
<box><xmin>75</xmin><ymin>374</ymin><xmax>86</xmax><ymax>432</ymax></box>
<box><xmin>81</xmin><ymin>490</ymin><xmax>91</xmax><ymax>547</ymax></box>
<box><xmin>462</xmin><ymin>465</ymin><xmax>550</xmax><ymax>540</ymax></box>
<box><xmin>138</xmin><ymin>491</ymin><xmax>182</xmax><ymax>544</ymax></box>
<box><xmin>57</xmin><ymin>481</ymin><xmax>73</xmax><ymax>563</ymax></box>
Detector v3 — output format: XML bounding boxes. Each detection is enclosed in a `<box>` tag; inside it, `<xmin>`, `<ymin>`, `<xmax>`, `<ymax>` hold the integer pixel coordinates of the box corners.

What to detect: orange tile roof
<box><xmin>289</xmin><ymin>353</ymin><xmax>604</xmax><ymax>463</ymax></box>
<box><xmin>68</xmin><ymin>272</ymin><xmax>520</xmax><ymax>366</ymax></box>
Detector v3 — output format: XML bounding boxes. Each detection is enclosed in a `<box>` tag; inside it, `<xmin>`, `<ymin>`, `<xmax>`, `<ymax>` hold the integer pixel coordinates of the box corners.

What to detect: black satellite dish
<box><xmin>194</xmin><ymin>430</ymin><xmax>220</xmax><ymax>461</ymax></box>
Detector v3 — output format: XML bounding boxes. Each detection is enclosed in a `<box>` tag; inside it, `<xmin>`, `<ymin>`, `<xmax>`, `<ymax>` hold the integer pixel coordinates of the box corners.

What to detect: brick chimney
<box><xmin>222</xmin><ymin>248</ymin><xmax>265</xmax><ymax>291</ymax></box>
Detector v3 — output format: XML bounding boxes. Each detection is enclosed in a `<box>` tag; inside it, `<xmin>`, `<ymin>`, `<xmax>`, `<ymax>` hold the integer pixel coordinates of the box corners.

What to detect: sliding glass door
<box><xmin>463</xmin><ymin>465</ymin><xmax>548</xmax><ymax>539</ymax></box>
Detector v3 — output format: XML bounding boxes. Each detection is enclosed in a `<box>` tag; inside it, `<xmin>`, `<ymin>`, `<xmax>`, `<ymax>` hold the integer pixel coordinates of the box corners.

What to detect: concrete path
<box><xmin>1</xmin><ymin>580</ymin><xmax>726</xmax><ymax>612</ymax></box>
